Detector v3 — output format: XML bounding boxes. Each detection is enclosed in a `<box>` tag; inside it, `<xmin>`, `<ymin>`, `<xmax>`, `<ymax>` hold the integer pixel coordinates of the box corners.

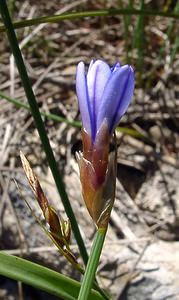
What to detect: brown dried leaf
<box><xmin>19</xmin><ymin>152</ymin><xmax>79</xmax><ymax>268</ymax></box>
<box><xmin>20</xmin><ymin>151</ymin><xmax>48</xmax><ymax>213</ymax></box>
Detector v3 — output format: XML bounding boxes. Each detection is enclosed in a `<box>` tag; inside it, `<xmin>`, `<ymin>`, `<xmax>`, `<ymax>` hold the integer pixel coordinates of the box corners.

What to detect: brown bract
<box><xmin>77</xmin><ymin>121</ymin><xmax>116</xmax><ymax>229</ymax></box>
<box><xmin>20</xmin><ymin>151</ymin><xmax>79</xmax><ymax>267</ymax></box>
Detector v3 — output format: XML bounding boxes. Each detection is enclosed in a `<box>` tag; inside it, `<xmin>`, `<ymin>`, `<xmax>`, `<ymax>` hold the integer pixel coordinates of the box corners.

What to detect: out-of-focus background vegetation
<box><xmin>0</xmin><ymin>0</ymin><xmax>179</xmax><ymax>299</ymax></box>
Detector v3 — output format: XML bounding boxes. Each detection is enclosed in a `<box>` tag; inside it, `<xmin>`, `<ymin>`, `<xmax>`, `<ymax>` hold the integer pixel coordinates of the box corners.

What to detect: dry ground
<box><xmin>0</xmin><ymin>0</ymin><xmax>179</xmax><ymax>299</ymax></box>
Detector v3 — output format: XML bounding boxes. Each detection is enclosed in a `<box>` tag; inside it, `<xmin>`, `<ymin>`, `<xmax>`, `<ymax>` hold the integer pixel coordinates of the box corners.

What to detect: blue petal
<box><xmin>112</xmin><ymin>66</ymin><xmax>134</xmax><ymax>130</ymax></box>
<box><xmin>97</xmin><ymin>65</ymin><xmax>134</xmax><ymax>133</ymax></box>
<box><xmin>88</xmin><ymin>59</ymin><xmax>94</xmax><ymax>71</ymax></box>
<box><xmin>111</xmin><ymin>62</ymin><xmax>120</xmax><ymax>72</ymax></box>
<box><xmin>76</xmin><ymin>62</ymin><xmax>92</xmax><ymax>136</ymax></box>
<box><xmin>86</xmin><ymin>60</ymin><xmax>111</xmax><ymax>137</ymax></box>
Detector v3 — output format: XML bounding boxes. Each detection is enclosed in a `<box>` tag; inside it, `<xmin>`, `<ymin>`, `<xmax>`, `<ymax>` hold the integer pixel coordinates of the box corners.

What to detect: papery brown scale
<box><xmin>78</xmin><ymin>121</ymin><xmax>116</xmax><ymax>229</ymax></box>
<box><xmin>44</xmin><ymin>206</ymin><xmax>63</xmax><ymax>238</ymax></box>
<box><xmin>20</xmin><ymin>151</ymin><xmax>48</xmax><ymax>213</ymax></box>
<box><xmin>62</xmin><ymin>220</ymin><xmax>71</xmax><ymax>242</ymax></box>
<box><xmin>96</xmin><ymin>151</ymin><xmax>116</xmax><ymax>229</ymax></box>
<box><xmin>79</xmin><ymin>152</ymin><xmax>116</xmax><ymax>229</ymax></box>
<box><xmin>81</xmin><ymin>121</ymin><xmax>110</xmax><ymax>188</ymax></box>
<box><xmin>81</xmin><ymin>129</ymin><xmax>93</xmax><ymax>161</ymax></box>
<box><xmin>36</xmin><ymin>183</ymin><xmax>49</xmax><ymax>213</ymax></box>
<box><xmin>92</xmin><ymin>121</ymin><xmax>110</xmax><ymax>186</ymax></box>
<box><xmin>78</xmin><ymin>156</ymin><xmax>97</xmax><ymax>219</ymax></box>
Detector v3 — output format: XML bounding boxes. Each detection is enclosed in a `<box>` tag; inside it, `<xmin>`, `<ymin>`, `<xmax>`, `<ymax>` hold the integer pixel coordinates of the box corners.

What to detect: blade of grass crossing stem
<box><xmin>0</xmin><ymin>91</ymin><xmax>145</xmax><ymax>139</ymax></box>
<box><xmin>133</xmin><ymin>0</ymin><xmax>145</xmax><ymax>77</ymax></box>
<box><xmin>78</xmin><ymin>229</ymin><xmax>107</xmax><ymax>300</ymax></box>
<box><xmin>0</xmin><ymin>252</ymin><xmax>103</xmax><ymax>300</ymax></box>
<box><xmin>0</xmin><ymin>91</ymin><xmax>81</xmax><ymax>128</ymax></box>
<box><xmin>0</xmin><ymin>8</ymin><xmax>179</xmax><ymax>33</ymax></box>
<box><xmin>0</xmin><ymin>0</ymin><xmax>88</xmax><ymax>266</ymax></box>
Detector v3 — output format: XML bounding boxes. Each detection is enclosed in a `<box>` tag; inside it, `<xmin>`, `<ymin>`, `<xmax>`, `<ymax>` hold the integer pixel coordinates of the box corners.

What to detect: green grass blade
<box><xmin>159</xmin><ymin>1</ymin><xmax>179</xmax><ymax>61</ymax></box>
<box><xmin>0</xmin><ymin>8</ymin><xmax>178</xmax><ymax>33</ymax></box>
<box><xmin>0</xmin><ymin>91</ymin><xmax>81</xmax><ymax>128</ymax></box>
<box><xmin>0</xmin><ymin>91</ymin><xmax>145</xmax><ymax>138</ymax></box>
<box><xmin>118</xmin><ymin>0</ymin><xmax>134</xmax><ymax>63</ymax></box>
<box><xmin>116</xmin><ymin>126</ymin><xmax>145</xmax><ymax>138</ymax></box>
<box><xmin>0</xmin><ymin>0</ymin><xmax>88</xmax><ymax>266</ymax></box>
<box><xmin>133</xmin><ymin>0</ymin><xmax>145</xmax><ymax>73</ymax></box>
<box><xmin>170</xmin><ymin>35</ymin><xmax>179</xmax><ymax>63</ymax></box>
<box><xmin>170</xmin><ymin>1</ymin><xmax>179</xmax><ymax>63</ymax></box>
<box><xmin>0</xmin><ymin>252</ymin><xmax>103</xmax><ymax>300</ymax></box>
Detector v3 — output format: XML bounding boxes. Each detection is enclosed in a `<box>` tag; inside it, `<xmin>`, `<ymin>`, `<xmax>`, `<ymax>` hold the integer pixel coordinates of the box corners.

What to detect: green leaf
<box><xmin>0</xmin><ymin>252</ymin><xmax>104</xmax><ymax>300</ymax></box>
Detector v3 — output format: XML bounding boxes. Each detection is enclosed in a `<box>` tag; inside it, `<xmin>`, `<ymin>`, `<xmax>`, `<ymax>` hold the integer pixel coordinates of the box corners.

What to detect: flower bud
<box><xmin>76</xmin><ymin>60</ymin><xmax>135</xmax><ymax>229</ymax></box>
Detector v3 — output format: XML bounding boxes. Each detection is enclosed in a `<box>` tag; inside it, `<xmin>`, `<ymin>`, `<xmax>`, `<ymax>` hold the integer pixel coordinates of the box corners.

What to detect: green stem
<box><xmin>78</xmin><ymin>229</ymin><xmax>107</xmax><ymax>300</ymax></box>
<box><xmin>0</xmin><ymin>0</ymin><xmax>88</xmax><ymax>266</ymax></box>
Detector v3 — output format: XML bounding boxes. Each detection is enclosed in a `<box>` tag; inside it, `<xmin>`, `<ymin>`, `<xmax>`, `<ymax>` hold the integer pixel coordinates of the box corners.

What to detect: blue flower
<box><xmin>76</xmin><ymin>59</ymin><xmax>135</xmax><ymax>142</ymax></box>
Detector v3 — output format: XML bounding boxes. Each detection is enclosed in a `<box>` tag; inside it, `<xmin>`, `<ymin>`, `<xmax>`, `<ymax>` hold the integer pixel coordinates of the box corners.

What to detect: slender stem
<box><xmin>78</xmin><ymin>229</ymin><xmax>107</xmax><ymax>300</ymax></box>
<box><xmin>0</xmin><ymin>0</ymin><xmax>88</xmax><ymax>266</ymax></box>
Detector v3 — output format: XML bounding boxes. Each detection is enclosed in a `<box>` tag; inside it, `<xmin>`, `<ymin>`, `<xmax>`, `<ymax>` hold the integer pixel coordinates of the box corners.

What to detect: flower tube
<box><xmin>76</xmin><ymin>59</ymin><xmax>135</xmax><ymax>229</ymax></box>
